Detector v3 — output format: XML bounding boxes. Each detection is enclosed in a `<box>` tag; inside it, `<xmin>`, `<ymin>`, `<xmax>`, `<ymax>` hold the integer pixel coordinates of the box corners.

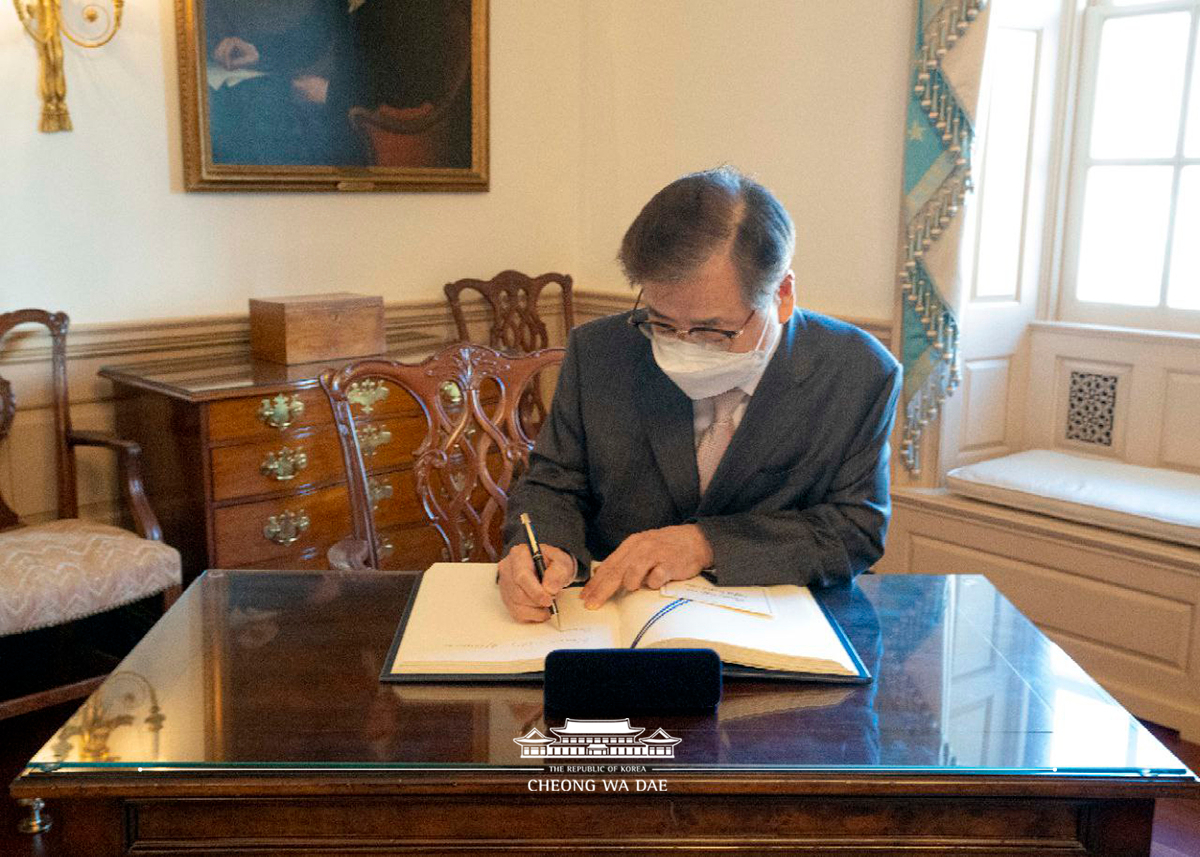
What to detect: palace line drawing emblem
<box><xmin>514</xmin><ymin>718</ymin><xmax>681</xmax><ymax>759</ymax></box>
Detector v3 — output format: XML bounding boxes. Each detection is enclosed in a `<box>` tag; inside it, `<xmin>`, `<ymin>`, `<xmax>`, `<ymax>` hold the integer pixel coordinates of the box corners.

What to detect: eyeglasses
<box><xmin>627</xmin><ymin>291</ymin><xmax>758</xmax><ymax>351</ymax></box>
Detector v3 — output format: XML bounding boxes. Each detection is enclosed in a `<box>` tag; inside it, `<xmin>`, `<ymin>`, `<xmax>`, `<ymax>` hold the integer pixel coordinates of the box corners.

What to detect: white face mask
<box><xmin>651</xmin><ymin>309</ymin><xmax>781</xmax><ymax>400</ymax></box>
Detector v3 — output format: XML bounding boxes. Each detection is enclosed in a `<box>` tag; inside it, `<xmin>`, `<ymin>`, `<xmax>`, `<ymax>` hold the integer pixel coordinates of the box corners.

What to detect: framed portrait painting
<box><xmin>176</xmin><ymin>0</ymin><xmax>487</xmax><ymax>191</ymax></box>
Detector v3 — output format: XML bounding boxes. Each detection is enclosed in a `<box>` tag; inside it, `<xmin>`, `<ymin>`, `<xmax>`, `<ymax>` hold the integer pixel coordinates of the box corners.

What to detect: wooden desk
<box><xmin>99</xmin><ymin>347</ymin><xmax>447</xmax><ymax>584</ymax></box>
<box><xmin>12</xmin><ymin>572</ymin><xmax>1198</xmax><ymax>855</ymax></box>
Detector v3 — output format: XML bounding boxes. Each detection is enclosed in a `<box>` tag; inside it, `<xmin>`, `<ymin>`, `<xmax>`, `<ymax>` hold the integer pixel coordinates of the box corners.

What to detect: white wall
<box><xmin>576</xmin><ymin>0</ymin><xmax>913</xmax><ymax>321</ymax></box>
<box><xmin>1</xmin><ymin>0</ymin><xmax>586</xmax><ymax>322</ymax></box>
<box><xmin>1</xmin><ymin>0</ymin><xmax>911</xmax><ymax>326</ymax></box>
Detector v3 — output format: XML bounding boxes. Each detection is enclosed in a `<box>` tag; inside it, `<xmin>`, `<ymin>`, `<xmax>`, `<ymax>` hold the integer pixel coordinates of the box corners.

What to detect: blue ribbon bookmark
<box><xmin>629</xmin><ymin>598</ymin><xmax>690</xmax><ymax>649</ymax></box>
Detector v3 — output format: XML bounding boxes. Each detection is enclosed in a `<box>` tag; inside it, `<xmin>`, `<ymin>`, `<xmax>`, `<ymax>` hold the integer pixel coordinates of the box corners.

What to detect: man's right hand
<box><xmin>498</xmin><ymin>543</ymin><xmax>576</xmax><ymax>623</ymax></box>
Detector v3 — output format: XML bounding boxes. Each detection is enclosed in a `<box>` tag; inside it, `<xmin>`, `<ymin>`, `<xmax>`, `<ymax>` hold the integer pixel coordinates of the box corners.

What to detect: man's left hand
<box><xmin>581</xmin><ymin>524</ymin><xmax>713</xmax><ymax>609</ymax></box>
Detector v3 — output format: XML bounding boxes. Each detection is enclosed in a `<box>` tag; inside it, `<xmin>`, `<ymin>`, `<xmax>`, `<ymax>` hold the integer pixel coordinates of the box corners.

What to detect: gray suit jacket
<box><xmin>503</xmin><ymin>309</ymin><xmax>902</xmax><ymax>588</ymax></box>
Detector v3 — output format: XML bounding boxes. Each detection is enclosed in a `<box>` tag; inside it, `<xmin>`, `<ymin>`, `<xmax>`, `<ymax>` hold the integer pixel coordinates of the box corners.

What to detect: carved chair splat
<box><xmin>444</xmin><ymin>271</ymin><xmax>572</xmax><ymax>434</ymax></box>
<box><xmin>320</xmin><ymin>343</ymin><xmax>565</xmax><ymax>571</ymax></box>
<box><xmin>444</xmin><ymin>270</ymin><xmax>574</xmax><ymax>355</ymax></box>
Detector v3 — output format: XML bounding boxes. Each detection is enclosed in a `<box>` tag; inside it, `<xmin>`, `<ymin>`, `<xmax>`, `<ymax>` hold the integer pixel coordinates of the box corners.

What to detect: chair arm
<box><xmin>67</xmin><ymin>430</ymin><xmax>163</xmax><ymax>541</ymax></box>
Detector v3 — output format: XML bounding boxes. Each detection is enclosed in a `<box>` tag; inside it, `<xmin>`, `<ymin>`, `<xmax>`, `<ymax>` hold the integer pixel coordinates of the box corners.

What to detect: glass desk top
<box><xmin>22</xmin><ymin>571</ymin><xmax>1198</xmax><ymax>780</ymax></box>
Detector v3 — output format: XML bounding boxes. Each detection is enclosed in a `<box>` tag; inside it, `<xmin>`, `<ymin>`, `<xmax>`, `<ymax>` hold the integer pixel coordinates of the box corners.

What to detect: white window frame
<box><xmin>1057</xmin><ymin>0</ymin><xmax>1200</xmax><ymax>333</ymax></box>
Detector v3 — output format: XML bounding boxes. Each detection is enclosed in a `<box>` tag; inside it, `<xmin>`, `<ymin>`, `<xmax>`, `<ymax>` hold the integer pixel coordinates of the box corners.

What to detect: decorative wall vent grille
<box><xmin>1066</xmin><ymin>371</ymin><xmax>1117</xmax><ymax>446</ymax></box>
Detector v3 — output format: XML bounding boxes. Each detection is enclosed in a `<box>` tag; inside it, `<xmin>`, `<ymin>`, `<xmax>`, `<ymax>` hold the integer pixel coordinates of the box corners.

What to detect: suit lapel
<box><xmin>635</xmin><ymin>353</ymin><xmax>701</xmax><ymax>518</ymax></box>
<box><xmin>699</xmin><ymin>311</ymin><xmax>814</xmax><ymax>514</ymax></box>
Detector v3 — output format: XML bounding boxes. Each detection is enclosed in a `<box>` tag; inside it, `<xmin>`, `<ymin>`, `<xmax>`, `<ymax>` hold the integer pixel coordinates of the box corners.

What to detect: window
<box><xmin>1060</xmin><ymin>0</ymin><xmax>1200</xmax><ymax>332</ymax></box>
<box><xmin>972</xmin><ymin>26</ymin><xmax>1042</xmax><ymax>304</ymax></box>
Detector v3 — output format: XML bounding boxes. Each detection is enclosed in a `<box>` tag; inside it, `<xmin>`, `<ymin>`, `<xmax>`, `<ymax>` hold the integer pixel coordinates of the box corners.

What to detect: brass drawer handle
<box><xmin>260</xmin><ymin>447</ymin><xmax>308</xmax><ymax>481</ymax></box>
<box><xmin>376</xmin><ymin>536</ymin><xmax>394</xmax><ymax>559</ymax></box>
<box><xmin>257</xmin><ymin>394</ymin><xmax>304</xmax><ymax>430</ymax></box>
<box><xmin>367</xmin><ymin>476</ymin><xmax>394</xmax><ymax>510</ymax></box>
<box><xmin>356</xmin><ymin>424</ymin><xmax>392</xmax><ymax>457</ymax></box>
<box><xmin>348</xmin><ymin>380</ymin><xmax>389</xmax><ymax>415</ymax></box>
<box><xmin>263</xmin><ymin>510</ymin><xmax>309</xmax><ymax>545</ymax></box>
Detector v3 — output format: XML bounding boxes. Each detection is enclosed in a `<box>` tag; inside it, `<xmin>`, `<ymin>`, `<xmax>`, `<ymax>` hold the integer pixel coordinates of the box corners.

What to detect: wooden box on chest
<box><xmin>100</xmin><ymin>346</ymin><xmax>445</xmax><ymax>585</ymax></box>
<box><xmin>249</xmin><ymin>293</ymin><xmax>385</xmax><ymax>365</ymax></box>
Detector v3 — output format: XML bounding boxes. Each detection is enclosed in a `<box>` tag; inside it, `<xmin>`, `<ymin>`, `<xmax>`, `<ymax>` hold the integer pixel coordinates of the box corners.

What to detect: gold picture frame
<box><xmin>175</xmin><ymin>0</ymin><xmax>488</xmax><ymax>192</ymax></box>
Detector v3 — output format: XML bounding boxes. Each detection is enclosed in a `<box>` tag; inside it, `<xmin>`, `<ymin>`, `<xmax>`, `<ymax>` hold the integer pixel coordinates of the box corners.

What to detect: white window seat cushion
<box><xmin>945</xmin><ymin>449</ymin><xmax>1200</xmax><ymax>549</ymax></box>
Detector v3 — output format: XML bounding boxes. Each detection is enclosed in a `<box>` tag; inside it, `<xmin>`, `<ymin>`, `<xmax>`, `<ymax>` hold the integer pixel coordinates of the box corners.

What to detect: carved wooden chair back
<box><xmin>320</xmin><ymin>343</ymin><xmax>565</xmax><ymax>570</ymax></box>
<box><xmin>0</xmin><ymin>309</ymin><xmax>73</xmax><ymax>532</ymax></box>
<box><xmin>444</xmin><ymin>270</ymin><xmax>575</xmax><ymax>355</ymax></box>
<box><xmin>444</xmin><ymin>271</ymin><xmax>572</xmax><ymax>434</ymax></box>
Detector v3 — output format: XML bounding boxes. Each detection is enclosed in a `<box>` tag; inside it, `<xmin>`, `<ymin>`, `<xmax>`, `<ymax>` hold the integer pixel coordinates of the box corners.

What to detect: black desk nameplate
<box><xmin>544</xmin><ymin>648</ymin><xmax>722</xmax><ymax>716</ymax></box>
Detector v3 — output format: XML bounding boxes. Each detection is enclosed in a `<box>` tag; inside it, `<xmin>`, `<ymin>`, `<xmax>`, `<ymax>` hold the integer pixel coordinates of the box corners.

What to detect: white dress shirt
<box><xmin>691</xmin><ymin>319</ymin><xmax>783</xmax><ymax>443</ymax></box>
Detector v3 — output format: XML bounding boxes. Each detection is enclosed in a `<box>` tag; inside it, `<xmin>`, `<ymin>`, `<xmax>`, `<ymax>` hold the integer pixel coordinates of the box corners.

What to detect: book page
<box><xmin>613</xmin><ymin>584</ymin><xmax>858</xmax><ymax>676</ymax></box>
<box><xmin>206</xmin><ymin>63</ymin><xmax>268</xmax><ymax>90</ymax></box>
<box><xmin>660</xmin><ymin>578</ymin><xmax>773</xmax><ymax>615</ymax></box>
<box><xmin>390</xmin><ymin>564</ymin><xmax>620</xmax><ymax>675</ymax></box>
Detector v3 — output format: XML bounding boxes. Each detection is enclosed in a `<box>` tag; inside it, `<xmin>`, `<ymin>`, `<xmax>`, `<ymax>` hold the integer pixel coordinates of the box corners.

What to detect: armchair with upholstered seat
<box><xmin>0</xmin><ymin>309</ymin><xmax>182</xmax><ymax>719</ymax></box>
<box><xmin>319</xmin><ymin>343</ymin><xmax>565</xmax><ymax>571</ymax></box>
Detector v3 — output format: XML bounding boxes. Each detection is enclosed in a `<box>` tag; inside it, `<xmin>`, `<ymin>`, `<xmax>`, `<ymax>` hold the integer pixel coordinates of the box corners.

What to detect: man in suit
<box><xmin>499</xmin><ymin>167</ymin><xmax>902</xmax><ymax>622</ymax></box>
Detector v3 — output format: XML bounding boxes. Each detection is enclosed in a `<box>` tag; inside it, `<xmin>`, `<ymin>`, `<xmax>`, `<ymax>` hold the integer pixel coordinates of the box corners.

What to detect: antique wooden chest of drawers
<box><xmin>100</xmin><ymin>345</ymin><xmax>446</xmax><ymax>585</ymax></box>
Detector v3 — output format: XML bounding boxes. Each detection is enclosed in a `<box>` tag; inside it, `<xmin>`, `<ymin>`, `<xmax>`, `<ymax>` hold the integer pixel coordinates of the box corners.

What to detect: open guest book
<box><xmin>382</xmin><ymin>564</ymin><xmax>870</xmax><ymax>684</ymax></box>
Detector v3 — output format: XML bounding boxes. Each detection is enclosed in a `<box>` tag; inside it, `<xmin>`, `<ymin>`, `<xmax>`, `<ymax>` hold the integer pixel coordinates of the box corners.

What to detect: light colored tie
<box><xmin>696</xmin><ymin>389</ymin><xmax>744</xmax><ymax>494</ymax></box>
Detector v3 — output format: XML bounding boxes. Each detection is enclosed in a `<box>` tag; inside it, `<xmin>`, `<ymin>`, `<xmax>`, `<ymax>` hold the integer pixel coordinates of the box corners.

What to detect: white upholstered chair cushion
<box><xmin>0</xmin><ymin>519</ymin><xmax>182</xmax><ymax>636</ymax></box>
<box><xmin>946</xmin><ymin>449</ymin><xmax>1200</xmax><ymax>549</ymax></box>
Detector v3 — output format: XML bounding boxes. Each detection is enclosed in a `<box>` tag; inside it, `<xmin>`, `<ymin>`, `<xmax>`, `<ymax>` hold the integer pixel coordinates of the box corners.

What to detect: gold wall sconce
<box><xmin>12</xmin><ymin>0</ymin><xmax>124</xmax><ymax>132</ymax></box>
<box><xmin>50</xmin><ymin>671</ymin><xmax>164</xmax><ymax>763</ymax></box>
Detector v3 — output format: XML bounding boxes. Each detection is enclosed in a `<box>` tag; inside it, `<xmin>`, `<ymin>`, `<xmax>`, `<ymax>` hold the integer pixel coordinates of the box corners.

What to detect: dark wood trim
<box><xmin>14</xmin><ymin>771</ymin><xmax>1198</xmax><ymax>801</ymax></box>
<box><xmin>0</xmin><ymin>677</ymin><xmax>103</xmax><ymax>722</ymax></box>
<box><xmin>67</xmin><ymin>430</ymin><xmax>162</xmax><ymax>540</ymax></box>
<box><xmin>0</xmin><ymin>792</ymin><xmax>1167</xmax><ymax>855</ymax></box>
<box><xmin>97</xmin><ymin>367</ymin><xmax>324</xmax><ymax>405</ymax></box>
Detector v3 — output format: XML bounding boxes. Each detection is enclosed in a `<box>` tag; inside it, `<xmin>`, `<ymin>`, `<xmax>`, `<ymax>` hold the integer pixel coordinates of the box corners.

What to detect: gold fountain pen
<box><xmin>520</xmin><ymin>512</ymin><xmax>561</xmax><ymax>631</ymax></box>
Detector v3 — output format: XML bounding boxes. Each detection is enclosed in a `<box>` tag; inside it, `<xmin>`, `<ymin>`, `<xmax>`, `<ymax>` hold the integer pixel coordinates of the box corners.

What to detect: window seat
<box><xmin>945</xmin><ymin>449</ymin><xmax>1200</xmax><ymax>549</ymax></box>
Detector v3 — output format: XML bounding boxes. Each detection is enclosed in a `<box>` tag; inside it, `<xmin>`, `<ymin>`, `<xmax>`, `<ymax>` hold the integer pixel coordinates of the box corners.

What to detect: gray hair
<box><xmin>618</xmin><ymin>166</ymin><xmax>796</xmax><ymax>309</ymax></box>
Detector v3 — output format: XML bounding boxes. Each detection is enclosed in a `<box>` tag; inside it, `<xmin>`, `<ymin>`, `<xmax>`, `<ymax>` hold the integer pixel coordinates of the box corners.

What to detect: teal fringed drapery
<box><xmin>899</xmin><ymin>0</ymin><xmax>991</xmax><ymax>475</ymax></box>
